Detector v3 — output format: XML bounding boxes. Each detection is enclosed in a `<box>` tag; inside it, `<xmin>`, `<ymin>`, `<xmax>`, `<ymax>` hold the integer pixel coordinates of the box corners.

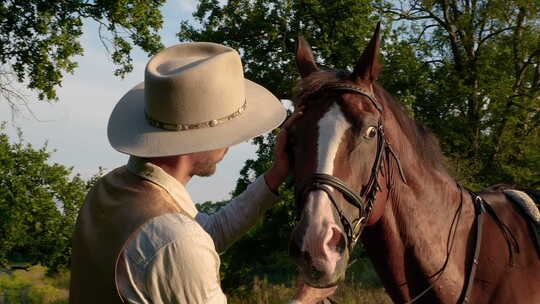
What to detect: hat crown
<box><xmin>144</xmin><ymin>43</ymin><xmax>246</xmax><ymax>126</ymax></box>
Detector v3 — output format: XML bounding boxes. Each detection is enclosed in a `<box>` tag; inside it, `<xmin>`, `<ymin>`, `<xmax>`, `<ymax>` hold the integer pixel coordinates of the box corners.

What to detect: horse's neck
<box><xmin>363</xmin><ymin>159</ymin><xmax>476</xmax><ymax>302</ymax></box>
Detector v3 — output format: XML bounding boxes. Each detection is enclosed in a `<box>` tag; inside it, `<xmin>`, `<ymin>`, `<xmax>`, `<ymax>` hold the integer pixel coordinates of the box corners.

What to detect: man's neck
<box><xmin>148</xmin><ymin>155</ymin><xmax>194</xmax><ymax>185</ymax></box>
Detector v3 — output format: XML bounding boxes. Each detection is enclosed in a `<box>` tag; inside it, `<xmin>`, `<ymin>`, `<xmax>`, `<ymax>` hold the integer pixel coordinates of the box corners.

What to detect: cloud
<box><xmin>177</xmin><ymin>0</ymin><xmax>198</xmax><ymax>12</ymax></box>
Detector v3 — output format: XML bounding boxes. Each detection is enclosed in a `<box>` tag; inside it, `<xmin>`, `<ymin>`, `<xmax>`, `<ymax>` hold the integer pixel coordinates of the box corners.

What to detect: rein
<box><xmin>401</xmin><ymin>186</ymin><xmax>486</xmax><ymax>304</ymax></box>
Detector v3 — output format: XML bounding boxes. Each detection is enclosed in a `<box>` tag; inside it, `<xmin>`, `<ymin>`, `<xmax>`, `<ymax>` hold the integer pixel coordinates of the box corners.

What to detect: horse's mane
<box><xmin>293</xmin><ymin>69</ymin><xmax>448</xmax><ymax>173</ymax></box>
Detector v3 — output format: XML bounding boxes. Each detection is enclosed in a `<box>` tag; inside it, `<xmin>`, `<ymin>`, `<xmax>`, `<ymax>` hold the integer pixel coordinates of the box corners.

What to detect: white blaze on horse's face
<box><xmin>316</xmin><ymin>103</ymin><xmax>351</xmax><ymax>174</ymax></box>
<box><xmin>300</xmin><ymin>103</ymin><xmax>351</xmax><ymax>281</ymax></box>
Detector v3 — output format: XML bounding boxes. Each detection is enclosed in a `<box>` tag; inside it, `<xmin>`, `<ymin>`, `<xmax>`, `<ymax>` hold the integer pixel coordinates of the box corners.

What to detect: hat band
<box><xmin>145</xmin><ymin>100</ymin><xmax>247</xmax><ymax>131</ymax></box>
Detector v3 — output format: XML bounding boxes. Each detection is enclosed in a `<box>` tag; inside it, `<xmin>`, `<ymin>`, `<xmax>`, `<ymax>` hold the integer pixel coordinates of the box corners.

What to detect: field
<box><xmin>0</xmin><ymin>266</ymin><xmax>391</xmax><ymax>304</ymax></box>
<box><xmin>0</xmin><ymin>266</ymin><xmax>69</xmax><ymax>304</ymax></box>
<box><xmin>228</xmin><ymin>277</ymin><xmax>392</xmax><ymax>303</ymax></box>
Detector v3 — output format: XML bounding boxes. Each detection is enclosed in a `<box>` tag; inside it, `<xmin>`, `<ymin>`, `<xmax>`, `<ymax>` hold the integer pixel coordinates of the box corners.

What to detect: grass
<box><xmin>0</xmin><ymin>266</ymin><xmax>68</xmax><ymax>304</ymax></box>
<box><xmin>228</xmin><ymin>277</ymin><xmax>392</xmax><ymax>304</ymax></box>
<box><xmin>0</xmin><ymin>267</ymin><xmax>391</xmax><ymax>304</ymax></box>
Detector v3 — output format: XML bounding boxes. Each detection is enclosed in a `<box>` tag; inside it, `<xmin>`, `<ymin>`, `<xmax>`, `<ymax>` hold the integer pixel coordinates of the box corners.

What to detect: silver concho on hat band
<box><xmin>145</xmin><ymin>100</ymin><xmax>247</xmax><ymax>131</ymax></box>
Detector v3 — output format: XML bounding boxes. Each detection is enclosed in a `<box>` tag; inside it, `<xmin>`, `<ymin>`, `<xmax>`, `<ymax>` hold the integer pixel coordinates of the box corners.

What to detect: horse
<box><xmin>287</xmin><ymin>23</ymin><xmax>540</xmax><ymax>304</ymax></box>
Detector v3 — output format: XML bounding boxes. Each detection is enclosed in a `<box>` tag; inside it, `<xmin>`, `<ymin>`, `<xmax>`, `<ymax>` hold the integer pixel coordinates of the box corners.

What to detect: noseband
<box><xmin>295</xmin><ymin>83</ymin><xmax>407</xmax><ymax>253</ymax></box>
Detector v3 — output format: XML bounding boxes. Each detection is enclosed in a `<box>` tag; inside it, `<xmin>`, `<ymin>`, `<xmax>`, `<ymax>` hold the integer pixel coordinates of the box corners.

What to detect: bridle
<box><xmin>292</xmin><ymin>83</ymin><xmax>518</xmax><ymax>304</ymax></box>
<box><xmin>295</xmin><ymin>82</ymin><xmax>407</xmax><ymax>253</ymax></box>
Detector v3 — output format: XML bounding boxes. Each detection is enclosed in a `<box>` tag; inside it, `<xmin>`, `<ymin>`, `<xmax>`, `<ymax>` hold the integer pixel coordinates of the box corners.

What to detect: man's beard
<box><xmin>192</xmin><ymin>160</ymin><xmax>217</xmax><ymax>177</ymax></box>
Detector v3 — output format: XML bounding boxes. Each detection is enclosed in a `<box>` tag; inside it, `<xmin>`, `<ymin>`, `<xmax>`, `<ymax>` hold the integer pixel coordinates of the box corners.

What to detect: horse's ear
<box><xmin>352</xmin><ymin>22</ymin><xmax>382</xmax><ymax>83</ymax></box>
<box><xmin>296</xmin><ymin>36</ymin><xmax>319</xmax><ymax>78</ymax></box>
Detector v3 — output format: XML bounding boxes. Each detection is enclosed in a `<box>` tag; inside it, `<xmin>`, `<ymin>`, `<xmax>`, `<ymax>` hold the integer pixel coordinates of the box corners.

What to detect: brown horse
<box><xmin>288</xmin><ymin>24</ymin><xmax>540</xmax><ymax>303</ymax></box>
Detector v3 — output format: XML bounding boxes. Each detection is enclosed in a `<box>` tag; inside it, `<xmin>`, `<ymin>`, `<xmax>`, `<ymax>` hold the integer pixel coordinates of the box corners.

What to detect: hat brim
<box><xmin>108</xmin><ymin>79</ymin><xmax>287</xmax><ymax>157</ymax></box>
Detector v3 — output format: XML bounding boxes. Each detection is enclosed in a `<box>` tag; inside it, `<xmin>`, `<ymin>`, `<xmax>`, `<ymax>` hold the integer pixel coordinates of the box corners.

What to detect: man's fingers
<box><xmin>282</xmin><ymin>106</ymin><xmax>306</xmax><ymax>130</ymax></box>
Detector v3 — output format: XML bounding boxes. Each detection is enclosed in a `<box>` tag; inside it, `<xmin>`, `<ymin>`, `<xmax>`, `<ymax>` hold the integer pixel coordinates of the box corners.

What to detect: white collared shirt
<box><xmin>118</xmin><ymin>156</ymin><xmax>280</xmax><ymax>303</ymax></box>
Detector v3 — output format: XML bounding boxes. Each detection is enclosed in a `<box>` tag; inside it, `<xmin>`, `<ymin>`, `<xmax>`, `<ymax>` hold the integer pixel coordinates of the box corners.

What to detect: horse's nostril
<box><xmin>327</xmin><ymin>227</ymin><xmax>346</xmax><ymax>254</ymax></box>
<box><xmin>310</xmin><ymin>264</ymin><xmax>326</xmax><ymax>280</ymax></box>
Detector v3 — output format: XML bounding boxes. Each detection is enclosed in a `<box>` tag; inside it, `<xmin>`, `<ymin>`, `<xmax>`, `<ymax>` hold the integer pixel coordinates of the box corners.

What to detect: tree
<box><xmin>0</xmin><ymin>0</ymin><xmax>166</xmax><ymax>107</ymax></box>
<box><xmin>382</xmin><ymin>0</ymin><xmax>540</xmax><ymax>187</ymax></box>
<box><xmin>181</xmin><ymin>0</ymin><xmax>540</xmax><ymax>189</ymax></box>
<box><xmin>196</xmin><ymin>200</ymin><xmax>228</xmax><ymax>214</ymax></box>
<box><xmin>179</xmin><ymin>0</ymin><xmax>378</xmax><ymax>98</ymax></box>
<box><xmin>0</xmin><ymin>124</ymin><xmax>99</xmax><ymax>274</ymax></box>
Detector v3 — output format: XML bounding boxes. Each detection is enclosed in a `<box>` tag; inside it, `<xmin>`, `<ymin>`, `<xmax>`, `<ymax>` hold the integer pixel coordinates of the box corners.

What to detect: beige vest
<box><xmin>69</xmin><ymin>167</ymin><xmax>187</xmax><ymax>304</ymax></box>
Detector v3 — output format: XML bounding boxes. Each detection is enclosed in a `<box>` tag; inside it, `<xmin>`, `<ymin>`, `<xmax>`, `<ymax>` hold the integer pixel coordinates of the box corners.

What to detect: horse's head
<box><xmin>289</xmin><ymin>24</ymin><xmax>402</xmax><ymax>287</ymax></box>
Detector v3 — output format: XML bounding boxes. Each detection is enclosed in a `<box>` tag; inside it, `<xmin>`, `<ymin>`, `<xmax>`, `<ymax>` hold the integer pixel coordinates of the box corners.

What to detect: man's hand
<box><xmin>290</xmin><ymin>283</ymin><xmax>337</xmax><ymax>304</ymax></box>
<box><xmin>265</xmin><ymin>106</ymin><xmax>305</xmax><ymax>193</ymax></box>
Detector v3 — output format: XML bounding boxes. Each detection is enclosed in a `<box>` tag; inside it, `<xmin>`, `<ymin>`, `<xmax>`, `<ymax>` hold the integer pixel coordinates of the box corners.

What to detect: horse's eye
<box><xmin>363</xmin><ymin>126</ymin><xmax>378</xmax><ymax>139</ymax></box>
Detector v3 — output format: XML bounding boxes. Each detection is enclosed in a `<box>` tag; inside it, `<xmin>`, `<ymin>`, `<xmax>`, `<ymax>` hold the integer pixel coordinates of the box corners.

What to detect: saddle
<box><xmin>503</xmin><ymin>189</ymin><xmax>540</xmax><ymax>259</ymax></box>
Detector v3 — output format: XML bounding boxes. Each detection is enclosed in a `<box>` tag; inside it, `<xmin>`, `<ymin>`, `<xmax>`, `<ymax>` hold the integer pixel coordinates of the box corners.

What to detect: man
<box><xmin>69</xmin><ymin>42</ymin><xmax>335</xmax><ymax>303</ymax></box>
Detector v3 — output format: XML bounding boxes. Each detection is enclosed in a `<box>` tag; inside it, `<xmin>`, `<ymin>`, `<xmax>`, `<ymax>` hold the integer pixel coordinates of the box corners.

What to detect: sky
<box><xmin>0</xmin><ymin>0</ymin><xmax>262</xmax><ymax>203</ymax></box>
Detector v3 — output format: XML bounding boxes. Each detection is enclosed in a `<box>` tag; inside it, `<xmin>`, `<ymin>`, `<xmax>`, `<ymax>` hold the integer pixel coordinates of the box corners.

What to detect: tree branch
<box><xmin>383</xmin><ymin>8</ymin><xmax>446</xmax><ymax>28</ymax></box>
<box><xmin>413</xmin><ymin>23</ymin><xmax>439</xmax><ymax>43</ymax></box>
<box><xmin>515</xmin><ymin>48</ymin><xmax>540</xmax><ymax>91</ymax></box>
<box><xmin>477</xmin><ymin>26</ymin><xmax>515</xmax><ymax>48</ymax></box>
<box><xmin>425</xmin><ymin>59</ymin><xmax>446</xmax><ymax>65</ymax></box>
<box><xmin>0</xmin><ymin>68</ymin><xmax>27</xmax><ymax>117</ymax></box>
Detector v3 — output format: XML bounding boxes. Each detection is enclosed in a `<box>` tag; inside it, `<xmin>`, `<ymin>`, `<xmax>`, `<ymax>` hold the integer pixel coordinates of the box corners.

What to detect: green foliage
<box><xmin>0</xmin><ymin>266</ymin><xmax>69</xmax><ymax>303</ymax></box>
<box><xmin>0</xmin><ymin>266</ymin><xmax>388</xmax><ymax>304</ymax></box>
<box><xmin>182</xmin><ymin>0</ymin><xmax>540</xmax><ymax>190</ymax></box>
<box><xmin>0</xmin><ymin>275</ymin><xmax>32</xmax><ymax>303</ymax></box>
<box><xmin>196</xmin><ymin>200</ymin><xmax>228</xmax><ymax>214</ymax></box>
<box><xmin>0</xmin><ymin>125</ymin><xmax>99</xmax><ymax>274</ymax></box>
<box><xmin>0</xmin><ymin>0</ymin><xmax>165</xmax><ymax>100</ymax></box>
<box><xmin>227</xmin><ymin>277</ymin><xmax>295</xmax><ymax>304</ymax></box>
<box><xmin>382</xmin><ymin>0</ymin><xmax>540</xmax><ymax>188</ymax></box>
<box><xmin>226</xmin><ymin>277</ymin><xmax>392</xmax><ymax>304</ymax></box>
<box><xmin>179</xmin><ymin>0</ymin><xmax>377</xmax><ymax>98</ymax></box>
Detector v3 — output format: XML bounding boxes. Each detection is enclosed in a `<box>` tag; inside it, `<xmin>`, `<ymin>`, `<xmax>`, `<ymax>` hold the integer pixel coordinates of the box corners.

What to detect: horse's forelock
<box><xmin>293</xmin><ymin>70</ymin><xmax>349</xmax><ymax>106</ymax></box>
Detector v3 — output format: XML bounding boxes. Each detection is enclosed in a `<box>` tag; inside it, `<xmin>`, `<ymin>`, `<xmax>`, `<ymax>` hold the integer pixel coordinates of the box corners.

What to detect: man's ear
<box><xmin>352</xmin><ymin>22</ymin><xmax>382</xmax><ymax>83</ymax></box>
<box><xmin>296</xmin><ymin>36</ymin><xmax>319</xmax><ymax>78</ymax></box>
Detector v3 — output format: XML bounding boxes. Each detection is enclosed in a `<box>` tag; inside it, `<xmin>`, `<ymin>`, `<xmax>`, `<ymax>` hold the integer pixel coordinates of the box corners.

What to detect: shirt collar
<box><xmin>126</xmin><ymin>156</ymin><xmax>199</xmax><ymax>218</ymax></box>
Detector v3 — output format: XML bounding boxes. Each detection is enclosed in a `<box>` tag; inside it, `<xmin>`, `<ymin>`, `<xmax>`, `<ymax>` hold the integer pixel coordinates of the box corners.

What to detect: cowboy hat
<box><xmin>107</xmin><ymin>42</ymin><xmax>286</xmax><ymax>157</ymax></box>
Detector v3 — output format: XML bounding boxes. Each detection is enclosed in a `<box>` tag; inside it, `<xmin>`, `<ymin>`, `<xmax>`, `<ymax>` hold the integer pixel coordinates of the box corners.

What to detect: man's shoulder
<box><xmin>124</xmin><ymin>213</ymin><xmax>214</xmax><ymax>268</ymax></box>
<box><xmin>98</xmin><ymin>165</ymin><xmax>139</xmax><ymax>186</ymax></box>
<box><xmin>89</xmin><ymin>165</ymin><xmax>167</xmax><ymax>199</ymax></box>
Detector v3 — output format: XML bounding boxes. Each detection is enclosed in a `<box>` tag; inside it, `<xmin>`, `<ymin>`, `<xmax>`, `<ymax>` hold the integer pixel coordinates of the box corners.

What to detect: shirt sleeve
<box><xmin>196</xmin><ymin>174</ymin><xmax>280</xmax><ymax>253</ymax></box>
<box><xmin>144</xmin><ymin>235</ymin><xmax>227</xmax><ymax>304</ymax></box>
<box><xmin>118</xmin><ymin>213</ymin><xmax>227</xmax><ymax>304</ymax></box>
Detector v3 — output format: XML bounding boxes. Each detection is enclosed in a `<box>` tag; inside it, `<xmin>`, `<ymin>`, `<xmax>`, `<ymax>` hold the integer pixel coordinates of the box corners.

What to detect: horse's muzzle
<box><xmin>289</xmin><ymin>191</ymin><xmax>350</xmax><ymax>287</ymax></box>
